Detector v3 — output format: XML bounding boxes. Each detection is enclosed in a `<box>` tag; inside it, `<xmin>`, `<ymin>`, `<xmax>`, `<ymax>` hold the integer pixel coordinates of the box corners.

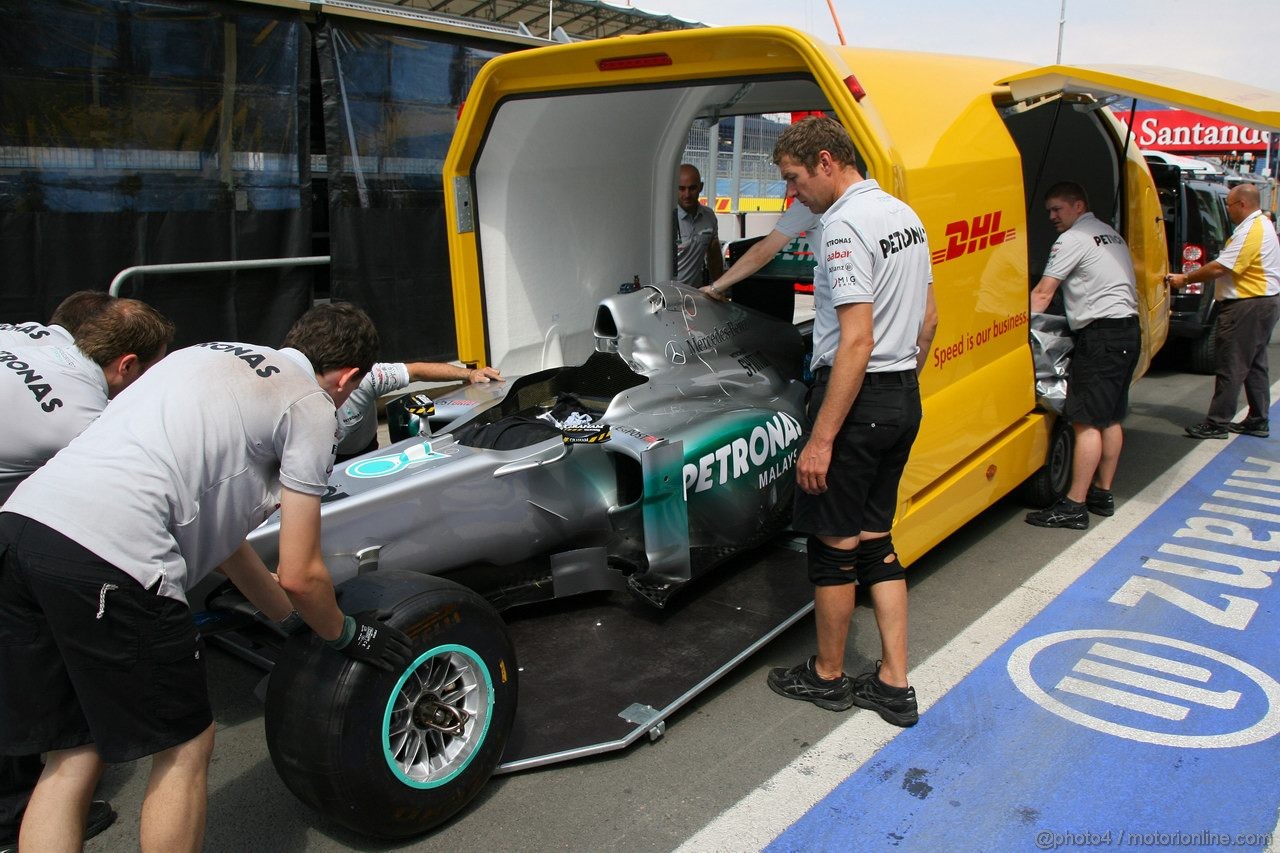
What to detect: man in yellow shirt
<box><xmin>1169</xmin><ymin>184</ymin><xmax>1280</xmax><ymax>439</ymax></box>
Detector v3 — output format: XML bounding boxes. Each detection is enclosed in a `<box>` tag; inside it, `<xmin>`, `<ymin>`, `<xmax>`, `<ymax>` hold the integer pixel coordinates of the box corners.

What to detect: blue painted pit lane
<box><xmin>767</xmin><ymin>426</ymin><xmax>1280</xmax><ymax>851</ymax></box>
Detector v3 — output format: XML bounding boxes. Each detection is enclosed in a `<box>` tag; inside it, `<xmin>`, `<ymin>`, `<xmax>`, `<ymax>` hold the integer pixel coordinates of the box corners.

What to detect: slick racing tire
<box><xmin>1017</xmin><ymin>418</ymin><xmax>1073</xmax><ymax>508</ymax></box>
<box><xmin>265</xmin><ymin>571</ymin><xmax>517</xmax><ymax>839</ymax></box>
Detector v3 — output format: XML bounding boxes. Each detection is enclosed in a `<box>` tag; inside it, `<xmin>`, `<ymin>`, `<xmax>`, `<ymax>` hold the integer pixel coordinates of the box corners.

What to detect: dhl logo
<box><xmin>931</xmin><ymin>211</ymin><xmax>1017</xmax><ymax>265</ymax></box>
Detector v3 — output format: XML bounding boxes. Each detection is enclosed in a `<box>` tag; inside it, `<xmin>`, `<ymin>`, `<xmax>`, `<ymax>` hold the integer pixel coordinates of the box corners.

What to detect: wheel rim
<box><xmin>382</xmin><ymin>643</ymin><xmax>494</xmax><ymax>788</ymax></box>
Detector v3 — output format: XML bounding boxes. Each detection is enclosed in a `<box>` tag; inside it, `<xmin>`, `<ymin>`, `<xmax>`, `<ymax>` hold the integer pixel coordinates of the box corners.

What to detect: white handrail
<box><xmin>109</xmin><ymin>255</ymin><xmax>331</xmax><ymax>297</ymax></box>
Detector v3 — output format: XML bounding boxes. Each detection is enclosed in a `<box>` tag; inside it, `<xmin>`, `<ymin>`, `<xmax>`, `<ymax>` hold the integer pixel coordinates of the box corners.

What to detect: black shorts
<box><xmin>1066</xmin><ymin>319</ymin><xmax>1141</xmax><ymax>428</ymax></box>
<box><xmin>792</xmin><ymin>370</ymin><xmax>922</xmax><ymax>537</ymax></box>
<box><xmin>0</xmin><ymin>514</ymin><xmax>210</xmax><ymax>764</ymax></box>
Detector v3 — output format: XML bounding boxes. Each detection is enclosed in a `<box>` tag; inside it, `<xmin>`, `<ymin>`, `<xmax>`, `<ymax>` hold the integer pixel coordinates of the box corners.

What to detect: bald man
<box><xmin>674</xmin><ymin>164</ymin><xmax>723</xmax><ymax>286</ymax></box>
<box><xmin>1169</xmin><ymin>184</ymin><xmax>1280</xmax><ymax>439</ymax></box>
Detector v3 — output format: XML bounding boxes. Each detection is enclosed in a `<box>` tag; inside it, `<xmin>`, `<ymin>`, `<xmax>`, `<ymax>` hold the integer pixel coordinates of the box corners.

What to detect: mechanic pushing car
<box><xmin>765</xmin><ymin>117</ymin><xmax>938</xmax><ymax>727</ymax></box>
<box><xmin>0</xmin><ymin>303</ymin><xmax>412</xmax><ymax>852</ymax></box>
<box><xmin>0</xmin><ymin>298</ymin><xmax>174</xmax><ymax>502</ymax></box>
<box><xmin>0</xmin><ymin>296</ymin><xmax>174</xmax><ymax>853</ymax></box>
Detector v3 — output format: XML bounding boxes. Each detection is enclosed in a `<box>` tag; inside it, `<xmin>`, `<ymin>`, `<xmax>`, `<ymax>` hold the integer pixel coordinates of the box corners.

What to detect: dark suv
<box><xmin>1148</xmin><ymin>160</ymin><xmax>1232</xmax><ymax>373</ymax></box>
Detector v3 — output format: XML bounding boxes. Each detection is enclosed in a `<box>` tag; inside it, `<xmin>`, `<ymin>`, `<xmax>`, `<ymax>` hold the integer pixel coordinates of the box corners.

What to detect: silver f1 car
<box><xmin>243</xmin><ymin>281</ymin><xmax>807</xmax><ymax>838</ymax></box>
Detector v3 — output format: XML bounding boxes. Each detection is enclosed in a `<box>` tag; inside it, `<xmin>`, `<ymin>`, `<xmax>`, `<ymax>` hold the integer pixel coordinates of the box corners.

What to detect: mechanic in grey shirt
<box><xmin>0</xmin><ymin>290</ymin><xmax>114</xmax><ymax>350</ymax></box>
<box><xmin>0</xmin><ymin>304</ymin><xmax>410</xmax><ymax>851</ymax></box>
<box><xmin>674</xmin><ymin>163</ymin><xmax>724</xmax><ymax>286</ymax></box>
<box><xmin>1026</xmin><ymin>182</ymin><xmax>1140</xmax><ymax>531</ymax></box>
<box><xmin>0</xmin><ymin>297</ymin><xmax>174</xmax><ymax>502</ymax></box>
<box><xmin>336</xmin><ymin>360</ymin><xmax>502</xmax><ymax>459</ymax></box>
<box><xmin>764</xmin><ymin>117</ymin><xmax>938</xmax><ymax>728</ymax></box>
<box><xmin>0</xmin><ymin>294</ymin><xmax>168</xmax><ymax>853</ymax></box>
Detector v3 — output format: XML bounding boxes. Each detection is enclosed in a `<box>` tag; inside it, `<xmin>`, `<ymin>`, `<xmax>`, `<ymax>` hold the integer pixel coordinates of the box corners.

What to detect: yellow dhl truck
<box><xmin>442</xmin><ymin>27</ymin><xmax>1279</xmax><ymax>566</ymax></box>
<box><xmin>258</xmin><ymin>27</ymin><xmax>1280</xmax><ymax>840</ymax></box>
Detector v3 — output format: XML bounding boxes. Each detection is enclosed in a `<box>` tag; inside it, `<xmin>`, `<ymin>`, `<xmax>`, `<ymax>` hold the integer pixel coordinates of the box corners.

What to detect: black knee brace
<box><xmin>807</xmin><ymin>536</ymin><xmax>859</xmax><ymax>586</ymax></box>
<box><xmin>856</xmin><ymin>535</ymin><xmax>905</xmax><ymax>586</ymax></box>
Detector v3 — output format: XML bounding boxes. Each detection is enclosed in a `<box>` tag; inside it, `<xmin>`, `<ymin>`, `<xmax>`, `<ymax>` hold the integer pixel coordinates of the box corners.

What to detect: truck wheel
<box><xmin>1017</xmin><ymin>419</ymin><xmax>1074</xmax><ymax>508</ymax></box>
<box><xmin>1186</xmin><ymin>325</ymin><xmax>1217</xmax><ymax>375</ymax></box>
<box><xmin>265</xmin><ymin>571</ymin><xmax>517</xmax><ymax>839</ymax></box>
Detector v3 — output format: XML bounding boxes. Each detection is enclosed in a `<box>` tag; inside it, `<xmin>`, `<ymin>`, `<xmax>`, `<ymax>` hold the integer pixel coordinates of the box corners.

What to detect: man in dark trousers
<box><xmin>764</xmin><ymin>117</ymin><xmax>937</xmax><ymax>728</ymax></box>
<box><xmin>1170</xmin><ymin>183</ymin><xmax>1280</xmax><ymax>439</ymax></box>
<box><xmin>0</xmin><ymin>303</ymin><xmax>411</xmax><ymax>851</ymax></box>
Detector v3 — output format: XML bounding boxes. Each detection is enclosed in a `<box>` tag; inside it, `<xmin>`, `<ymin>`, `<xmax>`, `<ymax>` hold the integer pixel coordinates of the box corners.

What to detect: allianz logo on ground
<box><xmin>1008</xmin><ymin>630</ymin><xmax>1279</xmax><ymax>748</ymax></box>
<box><xmin>1007</xmin><ymin>453</ymin><xmax>1280</xmax><ymax>749</ymax></box>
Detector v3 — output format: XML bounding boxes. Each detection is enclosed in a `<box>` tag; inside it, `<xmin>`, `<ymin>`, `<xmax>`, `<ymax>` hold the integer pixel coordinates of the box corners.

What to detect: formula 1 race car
<box><xmin>229</xmin><ymin>281</ymin><xmax>809</xmax><ymax>838</ymax></box>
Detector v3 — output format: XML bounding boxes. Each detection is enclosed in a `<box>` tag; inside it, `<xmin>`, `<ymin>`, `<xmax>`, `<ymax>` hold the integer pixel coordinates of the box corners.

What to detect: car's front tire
<box><xmin>265</xmin><ymin>571</ymin><xmax>517</xmax><ymax>839</ymax></box>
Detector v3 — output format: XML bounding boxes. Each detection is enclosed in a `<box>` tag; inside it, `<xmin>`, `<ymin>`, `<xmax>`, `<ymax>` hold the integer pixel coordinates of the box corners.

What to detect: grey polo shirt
<box><xmin>1043</xmin><ymin>212</ymin><xmax>1137</xmax><ymax>330</ymax></box>
<box><xmin>0</xmin><ymin>343</ymin><xmax>108</xmax><ymax>495</ymax></box>
<box><xmin>0</xmin><ymin>322</ymin><xmax>73</xmax><ymax>349</ymax></box>
<box><xmin>675</xmin><ymin>203</ymin><xmax>719</xmax><ymax>285</ymax></box>
<box><xmin>336</xmin><ymin>361</ymin><xmax>411</xmax><ymax>455</ymax></box>
<box><xmin>4</xmin><ymin>343</ymin><xmax>338</xmax><ymax>603</ymax></box>
<box><xmin>777</xmin><ymin>201</ymin><xmax>821</xmax><ymax>240</ymax></box>
<box><xmin>811</xmin><ymin>180</ymin><xmax>933</xmax><ymax>373</ymax></box>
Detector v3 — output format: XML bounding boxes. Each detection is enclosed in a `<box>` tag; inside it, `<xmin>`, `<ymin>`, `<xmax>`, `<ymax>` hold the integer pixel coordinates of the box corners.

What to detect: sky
<box><xmin>633</xmin><ymin>1</ymin><xmax>1279</xmax><ymax>94</ymax></box>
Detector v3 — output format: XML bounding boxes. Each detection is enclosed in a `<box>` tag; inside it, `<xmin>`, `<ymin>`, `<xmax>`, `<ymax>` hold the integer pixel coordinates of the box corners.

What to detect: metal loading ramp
<box><xmin>496</xmin><ymin>541</ymin><xmax>813</xmax><ymax>772</ymax></box>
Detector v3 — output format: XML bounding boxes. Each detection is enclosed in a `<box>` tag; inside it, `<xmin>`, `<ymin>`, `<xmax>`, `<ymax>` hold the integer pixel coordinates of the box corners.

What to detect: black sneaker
<box><xmin>86</xmin><ymin>799</ymin><xmax>117</xmax><ymax>842</ymax></box>
<box><xmin>849</xmin><ymin>662</ymin><xmax>919</xmax><ymax>727</ymax></box>
<box><xmin>1185</xmin><ymin>422</ymin><xmax>1228</xmax><ymax>440</ymax></box>
<box><xmin>1085</xmin><ymin>486</ymin><xmax>1115</xmax><ymax>517</ymax></box>
<box><xmin>767</xmin><ymin>656</ymin><xmax>853</xmax><ymax>711</ymax></box>
<box><xmin>1025</xmin><ymin>498</ymin><xmax>1088</xmax><ymax>530</ymax></box>
<box><xmin>1227</xmin><ymin>418</ymin><xmax>1270</xmax><ymax>438</ymax></box>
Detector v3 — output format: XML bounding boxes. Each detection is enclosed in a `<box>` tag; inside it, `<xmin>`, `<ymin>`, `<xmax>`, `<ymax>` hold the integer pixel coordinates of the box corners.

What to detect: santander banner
<box><xmin>1114</xmin><ymin>109</ymin><xmax>1271</xmax><ymax>153</ymax></box>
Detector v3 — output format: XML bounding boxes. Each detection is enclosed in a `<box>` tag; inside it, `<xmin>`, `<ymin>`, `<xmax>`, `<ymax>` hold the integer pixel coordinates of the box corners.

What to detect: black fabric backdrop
<box><xmin>316</xmin><ymin>20</ymin><xmax>511</xmax><ymax>362</ymax></box>
<box><xmin>0</xmin><ymin>0</ymin><xmax>313</xmax><ymax>349</ymax></box>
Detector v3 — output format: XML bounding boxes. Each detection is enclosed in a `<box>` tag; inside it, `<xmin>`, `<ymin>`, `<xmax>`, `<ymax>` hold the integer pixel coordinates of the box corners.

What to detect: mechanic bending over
<box><xmin>0</xmin><ymin>295</ymin><xmax>173</xmax><ymax>853</ymax></box>
<box><xmin>764</xmin><ymin>117</ymin><xmax>938</xmax><ymax>728</ymax></box>
<box><xmin>335</xmin><ymin>359</ymin><xmax>502</xmax><ymax>461</ymax></box>
<box><xmin>0</xmin><ymin>296</ymin><xmax>174</xmax><ymax>504</ymax></box>
<box><xmin>0</xmin><ymin>290</ymin><xmax>115</xmax><ymax>351</ymax></box>
<box><xmin>0</xmin><ymin>303</ymin><xmax>413</xmax><ymax>852</ymax></box>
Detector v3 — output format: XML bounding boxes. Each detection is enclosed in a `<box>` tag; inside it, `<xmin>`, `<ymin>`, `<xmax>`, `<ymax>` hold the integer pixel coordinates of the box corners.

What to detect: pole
<box><xmin>1056</xmin><ymin>0</ymin><xmax>1067</xmax><ymax>63</ymax></box>
<box><xmin>730</xmin><ymin>116</ymin><xmax>745</xmax><ymax>214</ymax></box>
<box><xmin>825</xmin><ymin>0</ymin><xmax>847</xmax><ymax>45</ymax></box>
